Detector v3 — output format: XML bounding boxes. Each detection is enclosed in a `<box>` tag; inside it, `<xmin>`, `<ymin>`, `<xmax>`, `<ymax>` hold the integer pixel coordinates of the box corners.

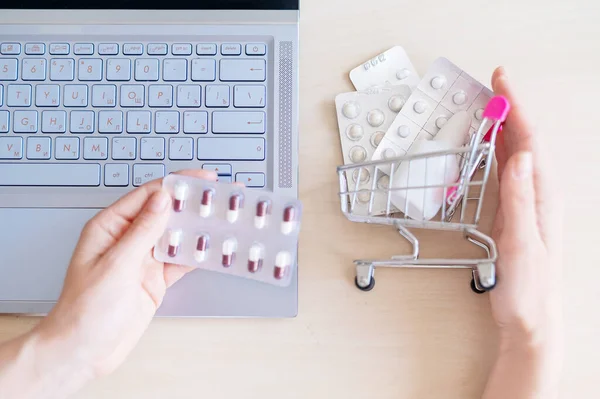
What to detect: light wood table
<box><xmin>1</xmin><ymin>1</ymin><xmax>599</xmax><ymax>397</ymax></box>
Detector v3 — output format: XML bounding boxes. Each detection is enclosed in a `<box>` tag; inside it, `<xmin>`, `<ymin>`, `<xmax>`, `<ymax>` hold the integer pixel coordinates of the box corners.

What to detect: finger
<box><xmin>109</xmin><ymin>189</ymin><xmax>172</xmax><ymax>262</ymax></box>
<box><xmin>499</xmin><ymin>152</ymin><xmax>539</xmax><ymax>243</ymax></box>
<box><xmin>164</xmin><ymin>264</ymin><xmax>195</xmax><ymax>288</ymax></box>
<box><xmin>494</xmin><ymin>131</ymin><xmax>508</xmax><ymax>181</ymax></box>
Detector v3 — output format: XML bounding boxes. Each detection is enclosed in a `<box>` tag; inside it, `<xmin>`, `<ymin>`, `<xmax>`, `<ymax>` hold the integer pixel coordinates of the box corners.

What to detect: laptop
<box><xmin>0</xmin><ymin>1</ymin><xmax>299</xmax><ymax>317</ymax></box>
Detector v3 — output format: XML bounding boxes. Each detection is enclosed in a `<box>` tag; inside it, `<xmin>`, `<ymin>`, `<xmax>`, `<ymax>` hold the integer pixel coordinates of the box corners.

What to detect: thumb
<box><xmin>112</xmin><ymin>189</ymin><xmax>172</xmax><ymax>261</ymax></box>
<box><xmin>499</xmin><ymin>152</ymin><xmax>538</xmax><ymax>242</ymax></box>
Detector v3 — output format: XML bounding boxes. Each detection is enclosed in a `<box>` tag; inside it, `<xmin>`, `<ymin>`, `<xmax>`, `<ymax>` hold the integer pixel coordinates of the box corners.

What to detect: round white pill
<box><xmin>352</xmin><ymin>168</ymin><xmax>370</xmax><ymax>184</ymax></box>
<box><xmin>413</xmin><ymin>101</ymin><xmax>428</xmax><ymax>114</ymax></box>
<box><xmin>377</xmin><ymin>175</ymin><xmax>390</xmax><ymax>190</ymax></box>
<box><xmin>453</xmin><ymin>91</ymin><xmax>467</xmax><ymax>105</ymax></box>
<box><xmin>435</xmin><ymin>116</ymin><xmax>448</xmax><ymax>129</ymax></box>
<box><xmin>475</xmin><ymin>108</ymin><xmax>484</xmax><ymax>121</ymax></box>
<box><xmin>388</xmin><ymin>95</ymin><xmax>406</xmax><ymax>112</ymax></box>
<box><xmin>370</xmin><ymin>131</ymin><xmax>385</xmax><ymax>148</ymax></box>
<box><xmin>349</xmin><ymin>146</ymin><xmax>367</xmax><ymax>163</ymax></box>
<box><xmin>345</xmin><ymin>123</ymin><xmax>364</xmax><ymax>141</ymax></box>
<box><xmin>357</xmin><ymin>190</ymin><xmax>372</xmax><ymax>204</ymax></box>
<box><xmin>430</xmin><ymin>76</ymin><xmax>446</xmax><ymax>90</ymax></box>
<box><xmin>383</xmin><ymin>148</ymin><xmax>396</xmax><ymax>160</ymax></box>
<box><xmin>367</xmin><ymin>109</ymin><xmax>385</xmax><ymax>127</ymax></box>
<box><xmin>397</xmin><ymin>125</ymin><xmax>411</xmax><ymax>138</ymax></box>
<box><xmin>342</xmin><ymin>101</ymin><xmax>360</xmax><ymax>119</ymax></box>
<box><xmin>396</xmin><ymin>68</ymin><xmax>410</xmax><ymax>80</ymax></box>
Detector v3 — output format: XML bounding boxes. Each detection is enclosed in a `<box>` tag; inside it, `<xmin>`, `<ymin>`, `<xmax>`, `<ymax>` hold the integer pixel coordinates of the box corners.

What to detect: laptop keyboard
<box><xmin>0</xmin><ymin>41</ymin><xmax>268</xmax><ymax>188</ymax></box>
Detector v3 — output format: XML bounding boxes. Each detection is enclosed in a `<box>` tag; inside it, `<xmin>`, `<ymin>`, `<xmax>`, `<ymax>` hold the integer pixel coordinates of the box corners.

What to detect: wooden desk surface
<box><xmin>1</xmin><ymin>1</ymin><xmax>599</xmax><ymax>397</ymax></box>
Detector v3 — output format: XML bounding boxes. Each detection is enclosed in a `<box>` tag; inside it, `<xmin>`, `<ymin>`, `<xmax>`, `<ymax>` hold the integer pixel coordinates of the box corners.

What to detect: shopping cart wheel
<box><xmin>470</xmin><ymin>278</ymin><xmax>487</xmax><ymax>294</ymax></box>
<box><xmin>355</xmin><ymin>276</ymin><xmax>375</xmax><ymax>291</ymax></box>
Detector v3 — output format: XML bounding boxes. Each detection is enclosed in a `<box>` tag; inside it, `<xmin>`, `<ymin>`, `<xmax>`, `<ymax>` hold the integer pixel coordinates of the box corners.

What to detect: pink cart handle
<box><xmin>482</xmin><ymin>95</ymin><xmax>511</xmax><ymax>122</ymax></box>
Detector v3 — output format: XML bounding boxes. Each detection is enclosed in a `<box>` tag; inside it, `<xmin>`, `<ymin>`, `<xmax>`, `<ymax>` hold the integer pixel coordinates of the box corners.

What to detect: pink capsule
<box><xmin>226</xmin><ymin>193</ymin><xmax>244</xmax><ymax>223</ymax></box>
<box><xmin>274</xmin><ymin>251</ymin><xmax>292</xmax><ymax>280</ymax></box>
<box><xmin>167</xmin><ymin>230</ymin><xmax>182</xmax><ymax>258</ymax></box>
<box><xmin>199</xmin><ymin>189</ymin><xmax>214</xmax><ymax>218</ymax></box>
<box><xmin>194</xmin><ymin>234</ymin><xmax>209</xmax><ymax>263</ymax></box>
<box><xmin>281</xmin><ymin>205</ymin><xmax>297</xmax><ymax>235</ymax></box>
<box><xmin>248</xmin><ymin>244</ymin><xmax>264</xmax><ymax>273</ymax></box>
<box><xmin>222</xmin><ymin>238</ymin><xmax>237</xmax><ymax>268</ymax></box>
<box><xmin>173</xmin><ymin>182</ymin><xmax>188</xmax><ymax>212</ymax></box>
<box><xmin>254</xmin><ymin>200</ymin><xmax>271</xmax><ymax>229</ymax></box>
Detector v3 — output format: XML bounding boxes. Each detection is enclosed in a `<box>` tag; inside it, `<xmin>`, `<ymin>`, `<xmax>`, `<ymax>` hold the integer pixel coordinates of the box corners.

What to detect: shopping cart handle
<box><xmin>483</xmin><ymin>95</ymin><xmax>511</xmax><ymax>122</ymax></box>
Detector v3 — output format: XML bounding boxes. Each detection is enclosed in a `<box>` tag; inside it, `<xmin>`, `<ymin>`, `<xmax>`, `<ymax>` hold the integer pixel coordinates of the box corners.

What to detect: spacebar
<box><xmin>0</xmin><ymin>163</ymin><xmax>101</xmax><ymax>186</ymax></box>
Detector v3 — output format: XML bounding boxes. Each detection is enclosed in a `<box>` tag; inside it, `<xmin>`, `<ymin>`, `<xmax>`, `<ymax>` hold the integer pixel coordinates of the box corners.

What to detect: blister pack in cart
<box><xmin>153</xmin><ymin>174</ymin><xmax>302</xmax><ymax>287</ymax></box>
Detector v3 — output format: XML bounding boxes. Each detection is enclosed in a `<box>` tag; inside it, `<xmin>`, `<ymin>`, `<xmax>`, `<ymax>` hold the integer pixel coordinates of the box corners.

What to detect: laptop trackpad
<box><xmin>0</xmin><ymin>208</ymin><xmax>99</xmax><ymax>301</ymax></box>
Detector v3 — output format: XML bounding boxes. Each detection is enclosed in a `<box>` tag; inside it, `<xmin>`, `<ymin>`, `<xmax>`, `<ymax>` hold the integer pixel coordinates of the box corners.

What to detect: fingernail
<box><xmin>148</xmin><ymin>190</ymin><xmax>171</xmax><ymax>213</ymax></box>
<box><xmin>513</xmin><ymin>152</ymin><xmax>532</xmax><ymax>179</ymax></box>
<box><xmin>497</xmin><ymin>66</ymin><xmax>508</xmax><ymax>79</ymax></box>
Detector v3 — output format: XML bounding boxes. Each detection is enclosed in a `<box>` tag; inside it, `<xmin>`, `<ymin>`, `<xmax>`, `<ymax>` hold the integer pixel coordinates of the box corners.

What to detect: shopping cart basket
<box><xmin>337</xmin><ymin>96</ymin><xmax>510</xmax><ymax>293</ymax></box>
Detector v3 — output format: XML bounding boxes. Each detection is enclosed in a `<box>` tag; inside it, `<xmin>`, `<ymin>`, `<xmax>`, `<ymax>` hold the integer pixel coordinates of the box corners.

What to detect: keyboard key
<box><xmin>49</xmin><ymin>43</ymin><xmax>70</xmax><ymax>55</ymax></box>
<box><xmin>98</xmin><ymin>110</ymin><xmax>123</xmax><ymax>133</ymax></box>
<box><xmin>202</xmin><ymin>163</ymin><xmax>232</xmax><ymax>175</ymax></box>
<box><xmin>1</xmin><ymin>43</ymin><xmax>21</xmax><ymax>55</ymax></box>
<box><xmin>148</xmin><ymin>85</ymin><xmax>173</xmax><ymax>107</ymax></box>
<box><xmin>205</xmin><ymin>85</ymin><xmax>229</xmax><ymax>107</ymax></box>
<box><xmin>191</xmin><ymin>59</ymin><xmax>216</xmax><ymax>81</ymax></box>
<box><xmin>168</xmin><ymin>137</ymin><xmax>193</xmax><ymax>160</ymax></box>
<box><xmin>105</xmin><ymin>164</ymin><xmax>130</xmax><ymax>186</ymax></box>
<box><xmin>111</xmin><ymin>137</ymin><xmax>136</xmax><ymax>160</ymax></box>
<box><xmin>172</xmin><ymin>43</ymin><xmax>192</xmax><ymax>55</ymax></box>
<box><xmin>8</xmin><ymin>85</ymin><xmax>32</xmax><ymax>107</ymax></box>
<box><xmin>22</xmin><ymin>58</ymin><xmax>47</xmax><ymax>81</ymax></box>
<box><xmin>140</xmin><ymin>137</ymin><xmax>165</xmax><ymax>160</ymax></box>
<box><xmin>163</xmin><ymin>59</ymin><xmax>187</xmax><ymax>81</ymax></box>
<box><xmin>78</xmin><ymin>58</ymin><xmax>103</xmax><ymax>81</ymax></box>
<box><xmin>196</xmin><ymin>43</ymin><xmax>217</xmax><ymax>55</ymax></box>
<box><xmin>83</xmin><ymin>137</ymin><xmax>108</xmax><ymax>160</ymax></box>
<box><xmin>177</xmin><ymin>85</ymin><xmax>201</xmax><ymax>107</ymax></box>
<box><xmin>25</xmin><ymin>43</ymin><xmax>45</xmax><ymax>55</ymax></box>
<box><xmin>0</xmin><ymin>163</ymin><xmax>100</xmax><ymax>186</ymax></box>
<box><xmin>133</xmin><ymin>163</ymin><xmax>164</xmax><ymax>186</ymax></box>
<box><xmin>0</xmin><ymin>85</ymin><xmax>2</xmax><ymax>106</ymax></box>
<box><xmin>221</xmin><ymin>43</ymin><xmax>241</xmax><ymax>56</ymax></box>
<box><xmin>92</xmin><ymin>84</ymin><xmax>117</xmax><ymax>107</ymax></box>
<box><xmin>245</xmin><ymin>43</ymin><xmax>266</xmax><ymax>56</ymax></box>
<box><xmin>120</xmin><ymin>85</ymin><xmax>145</xmax><ymax>107</ymax></box>
<box><xmin>98</xmin><ymin>43</ymin><xmax>119</xmax><ymax>55</ymax></box>
<box><xmin>220</xmin><ymin>59</ymin><xmax>266</xmax><ymax>82</ymax></box>
<box><xmin>212</xmin><ymin>111</ymin><xmax>265</xmax><ymax>134</ymax></box>
<box><xmin>0</xmin><ymin>59</ymin><xmax>18</xmax><ymax>81</ymax></box>
<box><xmin>50</xmin><ymin>58</ymin><xmax>75</xmax><ymax>81</ymax></box>
<box><xmin>0</xmin><ymin>111</ymin><xmax>9</xmax><ymax>132</ymax></box>
<box><xmin>55</xmin><ymin>137</ymin><xmax>80</xmax><ymax>159</ymax></box>
<box><xmin>70</xmin><ymin>111</ymin><xmax>94</xmax><ymax>133</ymax></box>
<box><xmin>123</xmin><ymin>43</ymin><xmax>143</xmax><ymax>55</ymax></box>
<box><xmin>135</xmin><ymin>59</ymin><xmax>159</xmax><ymax>81</ymax></box>
<box><xmin>13</xmin><ymin>111</ymin><xmax>38</xmax><ymax>133</ymax></box>
<box><xmin>64</xmin><ymin>85</ymin><xmax>88</xmax><ymax>107</ymax></box>
<box><xmin>41</xmin><ymin>110</ymin><xmax>66</xmax><ymax>133</ymax></box>
<box><xmin>74</xmin><ymin>43</ymin><xmax>94</xmax><ymax>55</ymax></box>
<box><xmin>126</xmin><ymin>111</ymin><xmax>151</xmax><ymax>133</ymax></box>
<box><xmin>106</xmin><ymin>58</ymin><xmax>131</xmax><ymax>81</ymax></box>
<box><xmin>35</xmin><ymin>84</ymin><xmax>60</xmax><ymax>107</ymax></box>
<box><xmin>0</xmin><ymin>137</ymin><xmax>23</xmax><ymax>159</ymax></box>
<box><xmin>26</xmin><ymin>136</ymin><xmax>51</xmax><ymax>159</ymax></box>
<box><xmin>235</xmin><ymin>172</ymin><xmax>265</xmax><ymax>187</ymax></box>
<box><xmin>234</xmin><ymin>85</ymin><xmax>266</xmax><ymax>108</ymax></box>
<box><xmin>197</xmin><ymin>137</ymin><xmax>265</xmax><ymax>160</ymax></box>
<box><xmin>155</xmin><ymin>111</ymin><xmax>179</xmax><ymax>133</ymax></box>
<box><xmin>183</xmin><ymin>111</ymin><xmax>208</xmax><ymax>133</ymax></box>
<box><xmin>147</xmin><ymin>43</ymin><xmax>167</xmax><ymax>55</ymax></box>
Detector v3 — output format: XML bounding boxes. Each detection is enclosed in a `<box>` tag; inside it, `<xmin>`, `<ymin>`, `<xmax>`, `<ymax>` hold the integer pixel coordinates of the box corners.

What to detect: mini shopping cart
<box><xmin>337</xmin><ymin>96</ymin><xmax>510</xmax><ymax>293</ymax></box>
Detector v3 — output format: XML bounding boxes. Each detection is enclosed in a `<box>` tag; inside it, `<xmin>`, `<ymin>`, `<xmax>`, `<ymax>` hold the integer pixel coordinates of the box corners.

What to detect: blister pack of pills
<box><xmin>349</xmin><ymin>46</ymin><xmax>420</xmax><ymax>91</ymax></box>
<box><xmin>372</xmin><ymin>57</ymin><xmax>493</xmax><ymax>173</ymax></box>
<box><xmin>334</xmin><ymin>85</ymin><xmax>412</xmax><ymax>215</ymax></box>
<box><xmin>153</xmin><ymin>174</ymin><xmax>302</xmax><ymax>287</ymax></box>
